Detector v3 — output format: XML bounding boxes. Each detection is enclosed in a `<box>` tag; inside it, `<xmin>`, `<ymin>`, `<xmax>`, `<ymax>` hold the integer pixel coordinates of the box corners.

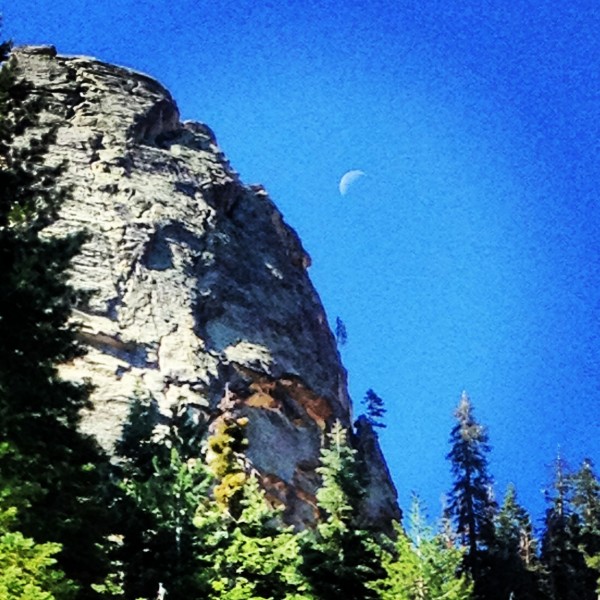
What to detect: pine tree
<box><xmin>199</xmin><ymin>408</ymin><xmax>312</xmax><ymax>599</ymax></box>
<box><xmin>0</xmin><ymin>508</ymin><xmax>78</xmax><ymax>600</ymax></box>
<box><xmin>203</xmin><ymin>475</ymin><xmax>312</xmax><ymax>600</ymax></box>
<box><xmin>445</xmin><ymin>392</ymin><xmax>496</xmax><ymax>592</ymax></box>
<box><xmin>362</xmin><ymin>389</ymin><xmax>387</xmax><ymax>429</ymax></box>
<box><xmin>540</xmin><ymin>454</ymin><xmax>592</xmax><ymax>600</ymax></box>
<box><xmin>489</xmin><ymin>484</ymin><xmax>544</xmax><ymax>600</ymax></box>
<box><xmin>335</xmin><ymin>317</ymin><xmax>348</xmax><ymax>347</ymax></box>
<box><xmin>584</xmin><ymin>553</ymin><xmax>600</xmax><ymax>600</ymax></box>
<box><xmin>114</xmin><ymin>395</ymin><xmax>214</xmax><ymax>599</ymax></box>
<box><xmin>0</xmin><ymin>40</ymin><xmax>113</xmax><ymax>597</ymax></box>
<box><xmin>571</xmin><ymin>459</ymin><xmax>600</xmax><ymax>557</ymax></box>
<box><xmin>300</xmin><ymin>421</ymin><xmax>383</xmax><ymax>599</ymax></box>
<box><xmin>572</xmin><ymin>459</ymin><xmax>600</xmax><ymax>596</ymax></box>
<box><xmin>0</xmin><ymin>442</ymin><xmax>78</xmax><ymax>600</ymax></box>
<box><xmin>372</xmin><ymin>496</ymin><xmax>473</xmax><ymax>600</ymax></box>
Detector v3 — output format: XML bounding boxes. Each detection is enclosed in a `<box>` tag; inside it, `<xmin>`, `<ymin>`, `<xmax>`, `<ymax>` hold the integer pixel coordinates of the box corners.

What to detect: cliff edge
<box><xmin>10</xmin><ymin>45</ymin><xmax>399</xmax><ymax>529</ymax></box>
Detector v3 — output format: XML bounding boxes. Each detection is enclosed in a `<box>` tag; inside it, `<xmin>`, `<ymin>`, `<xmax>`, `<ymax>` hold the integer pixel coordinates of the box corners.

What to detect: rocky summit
<box><xmin>10</xmin><ymin>45</ymin><xmax>399</xmax><ymax>529</ymax></box>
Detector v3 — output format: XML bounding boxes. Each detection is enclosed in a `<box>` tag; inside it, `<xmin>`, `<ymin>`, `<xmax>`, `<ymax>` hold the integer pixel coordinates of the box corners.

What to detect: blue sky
<box><xmin>3</xmin><ymin>0</ymin><xmax>599</xmax><ymax>525</ymax></box>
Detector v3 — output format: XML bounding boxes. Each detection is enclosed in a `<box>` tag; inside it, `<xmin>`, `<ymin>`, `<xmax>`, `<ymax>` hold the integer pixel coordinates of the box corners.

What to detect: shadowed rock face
<box><xmin>10</xmin><ymin>45</ymin><xmax>399</xmax><ymax>529</ymax></box>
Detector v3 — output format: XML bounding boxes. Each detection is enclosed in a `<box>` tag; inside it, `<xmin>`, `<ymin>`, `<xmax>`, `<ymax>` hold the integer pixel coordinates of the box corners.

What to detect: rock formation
<box><xmin>10</xmin><ymin>45</ymin><xmax>399</xmax><ymax>529</ymax></box>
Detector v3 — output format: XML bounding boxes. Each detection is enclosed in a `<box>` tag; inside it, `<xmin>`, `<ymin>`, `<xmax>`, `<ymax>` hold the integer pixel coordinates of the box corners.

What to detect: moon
<box><xmin>339</xmin><ymin>170</ymin><xmax>366</xmax><ymax>196</ymax></box>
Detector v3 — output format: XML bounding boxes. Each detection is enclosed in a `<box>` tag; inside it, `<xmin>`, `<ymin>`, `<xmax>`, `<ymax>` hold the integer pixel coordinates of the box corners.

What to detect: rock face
<box><xmin>11</xmin><ymin>45</ymin><xmax>399</xmax><ymax>528</ymax></box>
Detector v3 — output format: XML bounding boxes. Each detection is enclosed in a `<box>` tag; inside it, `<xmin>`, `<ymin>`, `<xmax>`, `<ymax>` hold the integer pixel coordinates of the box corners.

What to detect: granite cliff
<box><xmin>10</xmin><ymin>45</ymin><xmax>399</xmax><ymax>529</ymax></box>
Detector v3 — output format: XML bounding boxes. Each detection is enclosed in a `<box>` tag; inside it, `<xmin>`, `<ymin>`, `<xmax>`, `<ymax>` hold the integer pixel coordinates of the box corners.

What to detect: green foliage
<box><xmin>495</xmin><ymin>484</ymin><xmax>537</xmax><ymax>561</ymax></box>
<box><xmin>362</xmin><ymin>389</ymin><xmax>386</xmax><ymax>429</ymax></box>
<box><xmin>571</xmin><ymin>459</ymin><xmax>600</xmax><ymax>552</ymax></box>
<box><xmin>202</xmin><ymin>475</ymin><xmax>312</xmax><ymax>600</ymax></box>
<box><xmin>2</xmin><ymin>33</ymin><xmax>598</xmax><ymax>600</ymax></box>
<box><xmin>199</xmin><ymin>412</ymin><xmax>313</xmax><ymax>598</ymax></box>
<box><xmin>115</xmin><ymin>397</ymin><xmax>314</xmax><ymax>599</ymax></box>
<box><xmin>0</xmin><ymin>531</ymin><xmax>76</xmax><ymax>600</ymax></box>
<box><xmin>445</xmin><ymin>392</ymin><xmax>496</xmax><ymax>585</ymax></box>
<box><xmin>315</xmin><ymin>421</ymin><xmax>360</xmax><ymax>528</ymax></box>
<box><xmin>573</xmin><ymin>459</ymin><xmax>600</xmax><ymax>598</ymax></box>
<box><xmin>115</xmin><ymin>396</ymin><xmax>214</xmax><ymax>599</ymax></box>
<box><xmin>114</xmin><ymin>392</ymin><xmax>162</xmax><ymax>477</ymax></box>
<box><xmin>300</xmin><ymin>421</ymin><xmax>382</xmax><ymax>600</ymax></box>
<box><xmin>540</xmin><ymin>455</ymin><xmax>594</xmax><ymax>600</ymax></box>
<box><xmin>584</xmin><ymin>553</ymin><xmax>600</xmax><ymax>599</ymax></box>
<box><xmin>486</xmin><ymin>484</ymin><xmax>544</xmax><ymax>600</ymax></box>
<box><xmin>372</xmin><ymin>497</ymin><xmax>473</xmax><ymax>600</ymax></box>
<box><xmin>122</xmin><ymin>444</ymin><xmax>211</xmax><ymax>554</ymax></box>
<box><xmin>0</xmin><ymin>495</ymin><xmax>77</xmax><ymax>600</ymax></box>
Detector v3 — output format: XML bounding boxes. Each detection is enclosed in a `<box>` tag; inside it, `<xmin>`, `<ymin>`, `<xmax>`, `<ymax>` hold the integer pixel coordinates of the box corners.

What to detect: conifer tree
<box><xmin>335</xmin><ymin>317</ymin><xmax>348</xmax><ymax>347</ymax></box>
<box><xmin>202</xmin><ymin>475</ymin><xmax>312</xmax><ymax>600</ymax></box>
<box><xmin>489</xmin><ymin>484</ymin><xmax>544</xmax><ymax>600</ymax></box>
<box><xmin>0</xmin><ymin>506</ymin><xmax>78</xmax><ymax>600</ymax></box>
<box><xmin>201</xmin><ymin>410</ymin><xmax>313</xmax><ymax>599</ymax></box>
<box><xmin>445</xmin><ymin>392</ymin><xmax>496</xmax><ymax>592</ymax></box>
<box><xmin>571</xmin><ymin>459</ymin><xmax>600</xmax><ymax>558</ymax></box>
<box><xmin>0</xmin><ymin>443</ymin><xmax>78</xmax><ymax>600</ymax></box>
<box><xmin>114</xmin><ymin>395</ymin><xmax>214</xmax><ymax>599</ymax></box>
<box><xmin>116</xmin><ymin>397</ymin><xmax>314</xmax><ymax>600</ymax></box>
<box><xmin>0</xmin><ymin>39</ymin><xmax>113</xmax><ymax>597</ymax></box>
<box><xmin>362</xmin><ymin>389</ymin><xmax>386</xmax><ymax>429</ymax></box>
<box><xmin>372</xmin><ymin>496</ymin><xmax>473</xmax><ymax>600</ymax></box>
<box><xmin>300</xmin><ymin>420</ymin><xmax>382</xmax><ymax>599</ymax></box>
<box><xmin>572</xmin><ymin>459</ymin><xmax>600</xmax><ymax>597</ymax></box>
<box><xmin>540</xmin><ymin>454</ymin><xmax>592</xmax><ymax>600</ymax></box>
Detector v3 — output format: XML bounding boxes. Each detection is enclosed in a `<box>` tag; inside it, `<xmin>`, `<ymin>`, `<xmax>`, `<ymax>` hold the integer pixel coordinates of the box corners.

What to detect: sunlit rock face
<box><xmin>11</xmin><ymin>45</ymin><xmax>399</xmax><ymax>529</ymax></box>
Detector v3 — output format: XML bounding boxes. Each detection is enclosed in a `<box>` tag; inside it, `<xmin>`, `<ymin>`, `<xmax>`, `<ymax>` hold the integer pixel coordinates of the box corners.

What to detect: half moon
<box><xmin>339</xmin><ymin>170</ymin><xmax>366</xmax><ymax>196</ymax></box>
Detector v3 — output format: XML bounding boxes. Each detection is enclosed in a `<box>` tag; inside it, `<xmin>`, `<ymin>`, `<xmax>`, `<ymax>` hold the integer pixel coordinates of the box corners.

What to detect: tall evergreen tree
<box><xmin>572</xmin><ymin>459</ymin><xmax>600</xmax><ymax>597</ymax></box>
<box><xmin>114</xmin><ymin>395</ymin><xmax>214</xmax><ymax>599</ymax></box>
<box><xmin>0</xmin><ymin>442</ymin><xmax>78</xmax><ymax>600</ymax></box>
<box><xmin>540</xmin><ymin>454</ymin><xmax>593</xmax><ymax>600</ymax></box>
<box><xmin>0</xmin><ymin>490</ymin><xmax>78</xmax><ymax>600</ymax></box>
<box><xmin>571</xmin><ymin>459</ymin><xmax>600</xmax><ymax>554</ymax></box>
<box><xmin>202</xmin><ymin>475</ymin><xmax>312</xmax><ymax>600</ymax></box>
<box><xmin>372</xmin><ymin>496</ymin><xmax>473</xmax><ymax>600</ymax></box>
<box><xmin>300</xmin><ymin>420</ymin><xmax>383</xmax><ymax>600</ymax></box>
<box><xmin>116</xmin><ymin>397</ymin><xmax>314</xmax><ymax>600</ymax></box>
<box><xmin>0</xmin><ymin>43</ymin><xmax>113</xmax><ymax>596</ymax></box>
<box><xmin>445</xmin><ymin>392</ymin><xmax>496</xmax><ymax>593</ymax></box>
<box><xmin>488</xmin><ymin>484</ymin><xmax>544</xmax><ymax>600</ymax></box>
<box><xmin>200</xmin><ymin>410</ymin><xmax>313</xmax><ymax>599</ymax></box>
